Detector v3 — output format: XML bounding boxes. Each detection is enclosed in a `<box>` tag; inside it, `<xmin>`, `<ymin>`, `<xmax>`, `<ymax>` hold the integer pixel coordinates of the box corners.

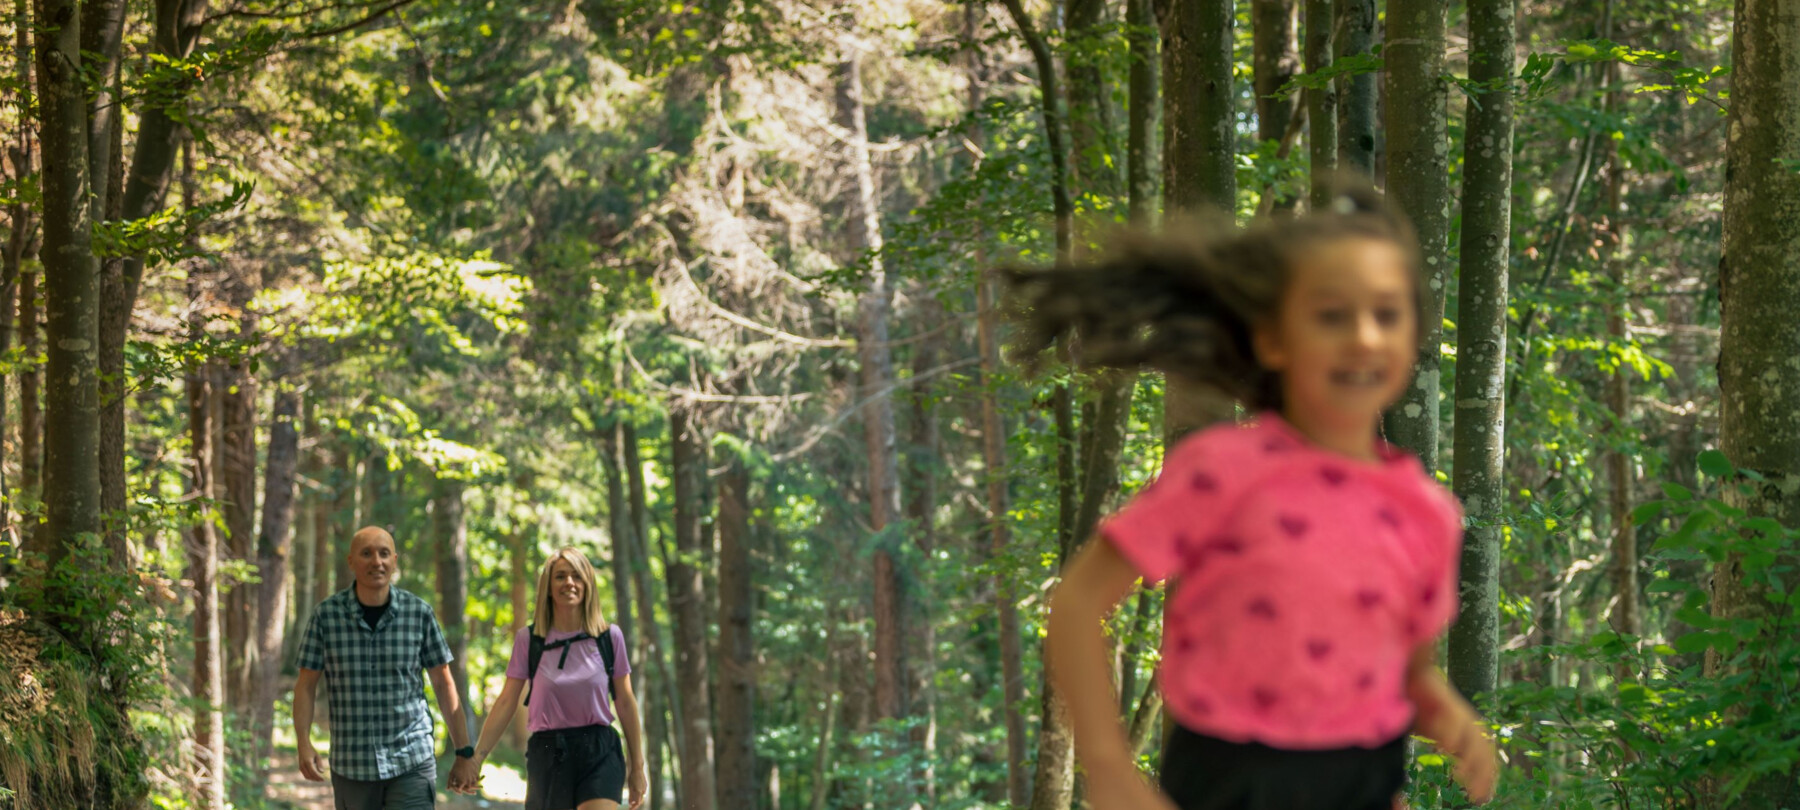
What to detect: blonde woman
<box><xmin>452</xmin><ymin>548</ymin><xmax>647</xmax><ymax>810</ymax></box>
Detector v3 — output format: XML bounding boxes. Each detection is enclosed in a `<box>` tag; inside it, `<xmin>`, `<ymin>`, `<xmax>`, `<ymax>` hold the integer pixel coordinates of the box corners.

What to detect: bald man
<box><xmin>294</xmin><ymin>527</ymin><xmax>473</xmax><ymax>809</ymax></box>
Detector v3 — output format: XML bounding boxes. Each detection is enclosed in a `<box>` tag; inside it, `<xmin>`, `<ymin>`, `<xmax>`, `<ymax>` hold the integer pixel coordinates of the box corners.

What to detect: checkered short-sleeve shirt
<box><xmin>296</xmin><ymin>586</ymin><xmax>454</xmax><ymax>781</ymax></box>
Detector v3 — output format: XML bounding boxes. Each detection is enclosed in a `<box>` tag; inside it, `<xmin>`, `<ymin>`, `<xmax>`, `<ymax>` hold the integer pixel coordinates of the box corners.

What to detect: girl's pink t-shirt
<box><xmin>1101</xmin><ymin>413</ymin><xmax>1463</xmax><ymax>749</ymax></box>
<box><xmin>505</xmin><ymin>625</ymin><xmax>631</xmax><ymax>732</ymax></box>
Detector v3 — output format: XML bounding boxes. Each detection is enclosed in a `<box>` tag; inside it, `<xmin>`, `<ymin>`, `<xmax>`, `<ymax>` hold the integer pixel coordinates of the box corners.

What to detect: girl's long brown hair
<box><xmin>1001</xmin><ymin>181</ymin><xmax>1421</xmax><ymax>411</ymax></box>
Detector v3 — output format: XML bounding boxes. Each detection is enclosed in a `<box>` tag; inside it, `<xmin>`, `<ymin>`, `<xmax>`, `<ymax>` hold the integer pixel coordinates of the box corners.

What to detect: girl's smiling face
<box><xmin>1253</xmin><ymin>237</ymin><xmax>1419</xmax><ymax>436</ymax></box>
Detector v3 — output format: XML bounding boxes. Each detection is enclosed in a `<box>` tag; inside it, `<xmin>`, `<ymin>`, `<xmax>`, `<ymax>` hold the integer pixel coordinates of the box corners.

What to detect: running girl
<box><xmin>1024</xmin><ymin>186</ymin><xmax>1499</xmax><ymax>810</ymax></box>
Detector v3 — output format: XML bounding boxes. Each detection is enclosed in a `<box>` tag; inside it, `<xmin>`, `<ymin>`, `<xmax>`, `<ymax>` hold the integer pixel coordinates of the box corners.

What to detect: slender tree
<box><xmin>1254</xmin><ymin>0</ymin><xmax>1300</xmax><ymax>209</ymax></box>
<box><xmin>1161</xmin><ymin>0</ymin><xmax>1240</xmax><ymax>439</ymax></box>
<box><xmin>1712</xmin><ymin>0</ymin><xmax>1800</xmax><ymax>804</ymax></box>
<box><xmin>221</xmin><ymin>276</ymin><xmax>259</xmax><ymax>712</ymax></box>
<box><xmin>1304</xmin><ymin>0</ymin><xmax>1335</xmax><ymax>205</ymax></box>
<box><xmin>1445</xmin><ymin>0</ymin><xmax>1514</xmax><ymax>702</ymax></box>
<box><xmin>624</xmin><ymin>420</ymin><xmax>677</xmax><ymax>808</ymax></box>
<box><xmin>185</xmin><ymin>195</ymin><xmax>226</xmax><ymax>810</ymax></box>
<box><xmin>1334</xmin><ymin>0</ymin><xmax>1377</xmax><ymax>175</ymax></box>
<box><xmin>251</xmin><ymin>379</ymin><xmax>301</xmax><ymax>779</ymax></box>
<box><xmin>1380</xmin><ymin>0</ymin><xmax>1448</xmax><ymax>464</ymax></box>
<box><xmin>433</xmin><ymin>474</ymin><xmax>473</xmax><ymax>729</ymax></box>
<box><xmin>713</xmin><ymin>457</ymin><xmax>756</xmax><ymax>805</ymax></box>
<box><xmin>667</xmin><ymin>404</ymin><xmax>717</xmax><ymax>809</ymax></box>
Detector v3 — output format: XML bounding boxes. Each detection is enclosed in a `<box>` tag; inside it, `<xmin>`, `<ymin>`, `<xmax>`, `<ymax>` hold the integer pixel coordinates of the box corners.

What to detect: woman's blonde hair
<box><xmin>532</xmin><ymin>547</ymin><xmax>609</xmax><ymax>639</ymax></box>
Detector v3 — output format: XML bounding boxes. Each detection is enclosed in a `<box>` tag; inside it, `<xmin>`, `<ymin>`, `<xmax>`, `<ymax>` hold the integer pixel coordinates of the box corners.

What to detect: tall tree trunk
<box><xmin>321</xmin><ymin>443</ymin><xmax>350</xmax><ymax>602</ymax></box>
<box><xmin>1711</xmin><ymin>1</ymin><xmax>1800</xmax><ymax>803</ymax></box>
<box><xmin>1333</xmin><ymin>0</ymin><xmax>1377</xmax><ymax>175</ymax></box>
<box><xmin>1445</xmin><ymin>0</ymin><xmax>1513</xmax><ymax>703</ymax></box>
<box><xmin>1161</xmin><ymin>0</ymin><xmax>1240</xmax><ymax>440</ymax></box>
<box><xmin>834</xmin><ymin>41</ymin><xmax>908</xmax><ymax>725</ymax></box>
<box><xmin>1127</xmin><ymin>0</ymin><xmax>1158</xmax><ymax>226</ymax></box>
<box><xmin>600</xmin><ymin>423</ymin><xmax>636</xmax><ymax>644</ymax></box>
<box><xmin>1</xmin><ymin>0</ymin><xmax>30</xmax><ymax>552</ymax></box>
<box><xmin>624</xmin><ymin>421</ymin><xmax>674</xmax><ymax>808</ymax></box>
<box><xmin>433</xmin><ymin>474</ymin><xmax>472</xmax><ymax>729</ymax></box>
<box><xmin>84</xmin><ymin>0</ymin><xmax>126</xmax><ymax>563</ymax></box>
<box><xmin>221</xmin><ymin>282</ymin><xmax>259</xmax><ymax>715</ymax></box>
<box><xmin>293</xmin><ymin>398</ymin><xmax>322</xmax><ymax>659</ymax></box>
<box><xmin>713</xmin><ymin>457</ymin><xmax>756</xmax><ymax>806</ymax></box>
<box><xmin>1599</xmin><ymin>56</ymin><xmax>1638</xmax><ymax>649</ymax></box>
<box><xmin>18</xmin><ymin>242</ymin><xmax>39</xmax><ymax>506</ymax></box>
<box><xmin>904</xmin><ymin>310</ymin><xmax>941</xmax><ymax>799</ymax></box>
<box><xmin>98</xmin><ymin>0</ymin><xmax>208</xmax><ymax>561</ymax></box>
<box><xmin>966</xmin><ymin>3</ymin><xmax>1027</xmax><ymax>800</ymax></box>
<box><xmin>1379</xmin><ymin>0</ymin><xmax>1448</xmax><ymax>465</ymax></box>
<box><xmin>1255</xmin><ymin>0</ymin><xmax>1300</xmax><ymax>210</ymax></box>
<box><xmin>251</xmin><ymin>379</ymin><xmax>300</xmax><ymax>782</ymax></box>
<box><xmin>1303</xmin><ymin>0</ymin><xmax>1335</xmax><ymax>206</ymax></box>
<box><xmin>509</xmin><ymin>524</ymin><xmax>531</xmax><ymax>748</ymax></box>
<box><xmin>187</xmin><ymin>265</ymin><xmax>226</xmax><ymax>810</ymax></box>
<box><xmin>34</xmin><ymin>0</ymin><xmax>101</xmax><ymax>626</ymax></box>
<box><xmin>667</xmin><ymin>405</ymin><xmax>717</xmax><ymax>809</ymax></box>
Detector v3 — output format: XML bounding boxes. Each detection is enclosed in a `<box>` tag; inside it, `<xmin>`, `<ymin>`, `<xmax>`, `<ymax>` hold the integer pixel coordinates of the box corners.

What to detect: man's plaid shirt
<box><xmin>297</xmin><ymin>586</ymin><xmax>454</xmax><ymax>781</ymax></box>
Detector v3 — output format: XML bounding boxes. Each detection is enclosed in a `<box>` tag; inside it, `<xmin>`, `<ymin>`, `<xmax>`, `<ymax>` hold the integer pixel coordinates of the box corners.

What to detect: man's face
<box><xmin>348</xmin><ymin>531</ymin><xmax>397</xmax><ymax>591</ymax></box>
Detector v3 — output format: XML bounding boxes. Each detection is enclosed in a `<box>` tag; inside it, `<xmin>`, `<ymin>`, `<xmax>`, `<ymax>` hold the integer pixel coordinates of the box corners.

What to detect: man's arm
<box><xmin>294</xmin><ymin>668</ymin><xmax>327</xmax><ymax>781</ymax></box>
<box><xmin>427</xmin><ymin>664</ymin><xmax>472</xmax><ymax>750</ymax></box>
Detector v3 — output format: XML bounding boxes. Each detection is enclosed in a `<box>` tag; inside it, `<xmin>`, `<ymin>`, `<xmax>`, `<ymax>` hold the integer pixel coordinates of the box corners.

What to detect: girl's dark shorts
<box><xmin>1159</xmin><ymin>723</ymin><xmax>1407</xmax><ymax>810</ymax></box>
<box><xmin>525</xmin><ymin>723</ymin><xmax>624</xmax><ymax>810</ymax></box>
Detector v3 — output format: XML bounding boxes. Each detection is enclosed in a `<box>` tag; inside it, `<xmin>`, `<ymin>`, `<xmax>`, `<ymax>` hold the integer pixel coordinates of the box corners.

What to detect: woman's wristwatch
<box><xmin>455</xmin><ymin>745</ymin><xmax>476</xmax><ymax>759</ymax></box>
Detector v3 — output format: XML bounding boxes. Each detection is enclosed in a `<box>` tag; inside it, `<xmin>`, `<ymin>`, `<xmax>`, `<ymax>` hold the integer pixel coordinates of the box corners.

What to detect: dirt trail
<box><xmin>267</xmin><ymin>750</ymin><xmax>525</xmax><ymax>810</ymax></box>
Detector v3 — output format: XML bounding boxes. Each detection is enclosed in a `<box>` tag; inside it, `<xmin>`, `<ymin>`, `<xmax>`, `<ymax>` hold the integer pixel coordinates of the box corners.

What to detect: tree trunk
<box><xmin>1599</xmin><ymin>57</ymin><xmax>1638</xmax><ymax>649</ymax></box>
<box><xmin>1303</xmin><ymin>0</ymin><xmax>1335</xmax><ymax>206</ymax></box>
<box><xmin>251</xmin><ymin>380</ymin><xmax>300</xmax><ymax>782</ymax></box>
<box><xmin>1161</xmin><ymin>0</ymin><xmax>1240</xmax><ymax>440</ymax></box>
<box><xmin>1255</xmin><ymin>0</ymin><xmax>1299</xmax><ymax>210</ymax></box>
<box><xmin>18</xmin><ymin>239</ymin><xmax>40</xmax><ymax>506</ymax></box>
<box><xmin>713</xmin><ymin>457</ymin><xmax>756</xmax><ymax>807</ymax></box>
<box><xmin>433</xmin><ymin>475</ymin><xmax>472</xmax><ymax>729</ymax></box>
<box><xmin>667</xmin><ymin>405</ymin><xmax>717</xmax><ymax>809</ymax></box>
<box><xmin>221</xmin><ymin>278</ymin><xmax>259</xmax><ymax>714</ymax></box>
<box><xmin>322</xmin><ymin>444</ymin><xmax>350</xmax><ymax>602</ymax></box>
<box><xmin>83</xmin><ymin>0</ymin><xmax>126</xmax><ymax>564</ymax></box>
<box><xmin>1127</xmin><ymin>0</ymin><xmax>1158</xmax><ymax>226</ymax></box>
<box><xmin>1445</xmin><ymin>0</ymin><xmax>1513</xmax><ymax>703</ymax></box>
<box><xmin>187</xmin><ymin>266</ymin><xmax>226</xmax><ymax>810</ymax></box>
<box><xmin>624</xmin><ymin>421</ymin><xmax>674</xmax><ymax>807</ymax></box>
<box><xmin>292</xmin><ymin>399</ymin><xmax>321</xmax><ymax>662</ymax></box>
<box><xmin>1711</xmin><ymin>1</ymin><xmax>1800</xmax><ymax>803</ymax></box>
<box><xmin>808</xmin><ymin>651</ymin><xmax>838</xmax><ymax>810</ymax></box>
<box><xmin>1333</xmin><ymin>0</ymin><xmax>1377</xmax><ymax>175</ymax></box>
<box><xmin>1379</xmin><ymin>0</ymin><xmax>1448</xmax><ymax>466</ymax></box>
<box><xmin>509</xmin><ymin>525</ymin><xmax>531</xmax><ymax>748</ymax></box>
<box><xmin>98</xmin><ymin>0</ymin><xmax>208</xmax><ymax>562</ymax></box>
<box><xmin>1</xmin><ymin>0</ymin><xmax>30</xmax><ymax>553</ymax></box>
<box><xmin>904</xmin><ymin>309</ymin><xmax>941</xmax><ymax>799</ymax></box>
<box><xmin>599</xmin><ymin>422</ymin><xmax>636</xmax><ymax>642</ymax></box>
<box><xmin>34</xmin><ymin>0</ymin><xmax>101</xmax><ymax>627</ymax></box>
<box><xmin>834</xmin><ymin>42</ymin><xmax>908</xmax><ymax>726</ymax></box>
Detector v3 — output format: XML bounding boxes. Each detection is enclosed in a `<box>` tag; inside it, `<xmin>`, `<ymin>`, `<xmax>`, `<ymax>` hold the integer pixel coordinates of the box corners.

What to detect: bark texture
<box><xmin>1446</xmin><ymin>0</ymin><xmax>1513</xmax><ymax>702</ymax></box>
<box><xmin>713</xmin><ymin>459</ymin><xmax>756</xmax><ymax>807</ymax></box>
<box><xmin>221</xmin><ymin>278</ymin><xmax>259</xmax><ymax>713</ymax></box>
<box><xmin>187</xmin><ymin>268</ymin><xmax>226</xmax><ymax>810</ymax></box>
<box><xmin>1161</xmin><ymin>0</ymin><xmax>1240</xmax><ymax>440</ymax></box>
<box><xmin>1712</xmin><ymin>0</ymin><xmax>1800</xmax><ymax>803</ymax></box>
<box><xmin>834</xmin><ymin>43</ymin><xmax>907</xmax><ymax>724</ymax></box>
<box><xmin>1380</xmin><ymin>0</ymin><xmax>1449</xmax><ymax>467</ymax></box>
<box><xmin>1333</xmin><ymin>0</ymin><xmax>1377</xmax><ymax>175</ymax></box>
<box><xmin>1254</xmin><ymin>0</ymin><xmax>1299</xmax><ymax>210</ymax></box>
<box><xmin>667</xmin><ymin>406</ymin><xmax>717</xmax><ymax>809</ymax></box>
<box><xmin>252</xmin><ymin>382</ymin><xmax>301</xmax><ymax>778</ymax></box>
<box><xmin>1304</xmin><ymin>0</ymin><xmax>1336</xmax><ymax>206</ymax></box>
<box><xmin>432</xmin><ymin>475</ymin><xmax>472</xmax><ymax>728</ymax></box>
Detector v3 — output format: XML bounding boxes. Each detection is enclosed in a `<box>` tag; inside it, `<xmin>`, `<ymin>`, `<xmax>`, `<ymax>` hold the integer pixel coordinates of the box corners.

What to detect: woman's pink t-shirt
<box><xmin>505</xmin><ymin>625</ymin><xmax>631</xmax><ymax>733</ymax></box>
<box><xmin>1101</xmin><ymin>413</ymin><xmax>1463</xmax><ymax>749</ymax></box>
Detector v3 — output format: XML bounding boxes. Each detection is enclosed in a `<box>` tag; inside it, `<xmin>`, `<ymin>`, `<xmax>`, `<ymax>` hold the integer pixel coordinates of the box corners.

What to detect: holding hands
<box><xmin>447</xmin><ymin>755</ymin><xmax>483</xmax><ymax>795</ymax></box>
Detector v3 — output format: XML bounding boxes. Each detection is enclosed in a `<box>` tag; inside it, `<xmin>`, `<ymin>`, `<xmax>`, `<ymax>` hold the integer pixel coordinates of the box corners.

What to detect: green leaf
<box><xmin>1698</xmin><ymin>449</ymin><xmax>1733</xmax><ymax>479</ymax></box>
<box><xmin>1631</xmin><ymin>500</ymin><xmax>1667</xmax><ymax>524</ymax></box>
<box><xmin>1661</xmin><ymin>481</ymin><xmax>1694</xmax><ymax>501</ymax></box>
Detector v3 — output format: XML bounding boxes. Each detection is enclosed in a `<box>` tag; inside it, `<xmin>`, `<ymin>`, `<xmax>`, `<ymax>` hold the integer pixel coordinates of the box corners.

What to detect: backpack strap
<box><xmin>597</xmin><ymin>625</ymin><xmax>617</xmax><ymax>705</ymax></box>
<box><xmin>524</xmin><ymin>626</ymin><xmax>546</xmax><ymax>707</ymax></box>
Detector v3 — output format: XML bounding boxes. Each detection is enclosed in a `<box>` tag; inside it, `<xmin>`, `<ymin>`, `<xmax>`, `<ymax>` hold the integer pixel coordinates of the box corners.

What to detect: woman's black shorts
<box><xmin>1159</xmin><ymin>724</ymin><xmax>1407</xmax><ymax>810</ymax></box>
<box><xmin>525</xmin><ymin>723</ymin><xmax>624</xmax><ymax>810</ymax></box>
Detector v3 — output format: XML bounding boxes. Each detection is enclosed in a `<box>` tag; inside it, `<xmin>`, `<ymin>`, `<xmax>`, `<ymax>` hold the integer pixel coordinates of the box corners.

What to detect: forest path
<box><xmin>266</xmin><ymin>749</ymin><xmax>526</xmax><ymax>810</ymax></box>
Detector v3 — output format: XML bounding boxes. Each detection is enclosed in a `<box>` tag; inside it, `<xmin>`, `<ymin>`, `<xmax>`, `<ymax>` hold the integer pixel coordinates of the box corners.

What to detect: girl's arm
<box><xmin>1406</xmin><ymin>645</ymin><xmax>1497</xmax><ymax>803</ymax></box>
<box><xmin>1046</xmin><ymin>537</ymin><xmax>1177</xmax><ymax>810</ymax></box>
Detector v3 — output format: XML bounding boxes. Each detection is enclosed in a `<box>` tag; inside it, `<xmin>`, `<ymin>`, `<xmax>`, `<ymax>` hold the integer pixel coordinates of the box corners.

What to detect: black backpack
<box><xmin>524</xmin><ymin>624</ymin><xmax>619</xmax><ymax>708</ymax></box>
